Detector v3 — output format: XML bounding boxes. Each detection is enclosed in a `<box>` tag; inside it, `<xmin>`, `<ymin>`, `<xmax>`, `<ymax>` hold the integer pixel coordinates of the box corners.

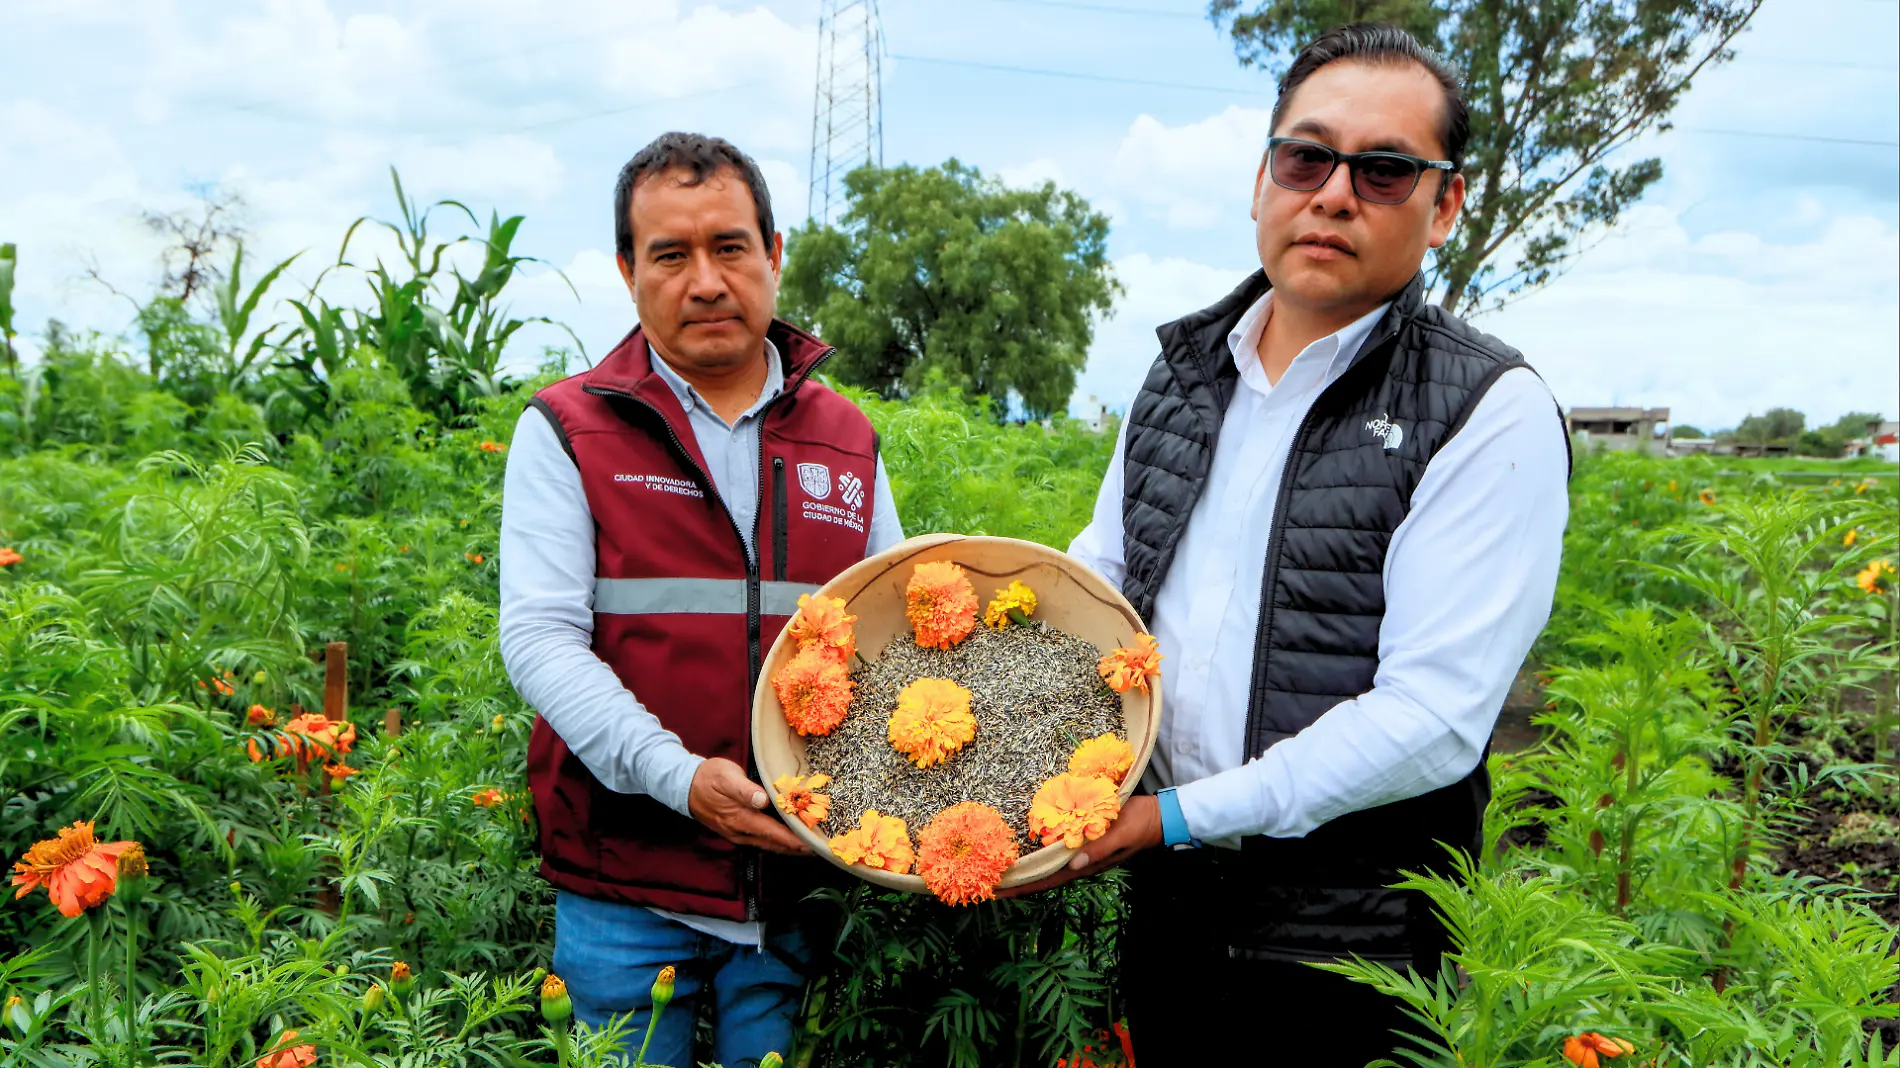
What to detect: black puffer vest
<box><xmin>1123</xmin><ymin>269</ymin><xmax>1561</xmax><ymax>963</ymax></box>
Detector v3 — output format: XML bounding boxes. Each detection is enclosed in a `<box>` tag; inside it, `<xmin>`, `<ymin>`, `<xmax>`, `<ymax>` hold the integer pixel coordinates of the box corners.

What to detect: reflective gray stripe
<box><xmin>594</xmin><ymin>577</ymin><xmax>820</xmax><ymax>616</ymax></box>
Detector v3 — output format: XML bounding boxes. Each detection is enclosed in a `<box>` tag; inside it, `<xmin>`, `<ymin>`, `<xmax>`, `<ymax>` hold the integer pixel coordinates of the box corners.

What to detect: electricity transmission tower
<box><xmin>807</xmin><ymin>0</ymin><xmax>884</xmax><ymax>227</ymax></box>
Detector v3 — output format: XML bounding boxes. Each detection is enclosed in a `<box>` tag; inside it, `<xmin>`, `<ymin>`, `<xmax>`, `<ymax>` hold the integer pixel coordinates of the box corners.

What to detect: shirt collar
<box><xmin>1226</xmin><ymin>291</ymin><xmax>1392</xmax><ymax>396</ymax></box>
<box><xmin>647</xmin><ymin>339</ymin><xmax>785</xmax><ymax>423</ymax></box>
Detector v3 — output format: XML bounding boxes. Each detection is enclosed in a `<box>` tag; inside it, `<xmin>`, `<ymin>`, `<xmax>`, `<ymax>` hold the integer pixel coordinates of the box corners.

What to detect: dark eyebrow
<box><xmin>1286</xmin><ymin>118</ymin><xmax>1428</xmax><ymax>158</ymax></box>
<box><xmin>644</xmin><ymin>236</ymin><xmax>686</xmax><ymax>255</ymax></box>
<box><xmin>711</xmin><ymin>229</ymin><xmax>753</xmax><ymax>244</ymax></box>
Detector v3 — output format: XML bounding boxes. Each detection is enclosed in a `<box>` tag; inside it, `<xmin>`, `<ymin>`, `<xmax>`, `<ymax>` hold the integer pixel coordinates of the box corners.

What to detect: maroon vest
<box><xmin>525</xmin><ymin>320</ymin><xmax>878</xmax><ymax>920</ymax></box>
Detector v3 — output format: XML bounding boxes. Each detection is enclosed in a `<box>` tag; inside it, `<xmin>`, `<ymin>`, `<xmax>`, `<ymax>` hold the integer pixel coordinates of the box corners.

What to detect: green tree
<box><xmin>1671</xmin><ymin>424</ymin><xmax>1706</xmax><ymax>439</ymax></box>
<box><xmin>780</xmin><ymin>161</ymin><xmax>1118</xmax><ymax>418</ymax></box>
<box><xmin>1208</xmin><ymin>0</ymin><xmax>1762</xmax><ymax>314</ymax></box>
<box><xmin>1734</xmin><ymin>407</ymin><xmax>1804</xmax><ymax>446</ymax></box>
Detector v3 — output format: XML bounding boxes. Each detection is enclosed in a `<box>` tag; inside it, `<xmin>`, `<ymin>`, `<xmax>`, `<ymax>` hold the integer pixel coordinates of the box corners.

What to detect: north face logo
<box><xmin>797</xmin><ymin>463</ymin><xmax>832</xmax><ymax>500</ymax></box>
<box><xmin>1365</xmin><ymin>414</ymin><xmax>1404</xmax><ymax>450</ymax></box>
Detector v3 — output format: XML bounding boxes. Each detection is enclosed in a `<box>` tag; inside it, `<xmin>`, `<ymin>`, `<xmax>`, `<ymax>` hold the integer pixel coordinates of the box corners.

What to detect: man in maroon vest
<box><xmin>499</xmin><ymin>132</ymin><xmax>904</xmax><ymax>1066</ymax></box>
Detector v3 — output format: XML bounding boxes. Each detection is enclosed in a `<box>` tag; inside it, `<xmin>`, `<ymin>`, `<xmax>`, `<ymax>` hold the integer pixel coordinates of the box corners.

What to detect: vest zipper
<box><xmin>1238</xmin><ymin>334</ymin><xmax>1397</xmax><ymax>759</ymax></box>
<box><xmin>771</xmin><ymin>456</ymin><xmax>788</xmax><ymax>582</ymax></box>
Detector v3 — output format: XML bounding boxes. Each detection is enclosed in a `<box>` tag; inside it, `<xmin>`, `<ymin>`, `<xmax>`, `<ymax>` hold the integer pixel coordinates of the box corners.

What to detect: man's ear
<box><xmin>768</xmin><ymin>231</ymin><xmax>784</xmax><ymax>278</ymax></box>
<box><xmin>1427</xmin><ymin>171</ymin><xmax>1465</xmax><ymax>250</ymax></box>
<box><xmin>615</xmin><ymin>250</ymin><xmax>637</xmax><ymax>298</ymax></box>
<box><xmin>1251</xmin><ymin>157</ymin><xmax>1268</xmax><ymax>223</ymax></box>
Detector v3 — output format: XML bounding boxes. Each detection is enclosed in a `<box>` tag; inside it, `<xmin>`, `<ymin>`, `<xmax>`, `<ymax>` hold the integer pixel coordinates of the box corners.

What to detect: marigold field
<box><xmin>0</xmin><ymin>196</ymin><xmax>1896</xmax><ymax>1067</ymax></box>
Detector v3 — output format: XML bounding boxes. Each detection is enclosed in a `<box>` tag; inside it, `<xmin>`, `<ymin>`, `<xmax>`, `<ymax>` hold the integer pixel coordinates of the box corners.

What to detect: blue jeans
<box><xmin>552</xmin><ymin>892</ymin><xmax>810</xmax><ymax>1068</ymax></box>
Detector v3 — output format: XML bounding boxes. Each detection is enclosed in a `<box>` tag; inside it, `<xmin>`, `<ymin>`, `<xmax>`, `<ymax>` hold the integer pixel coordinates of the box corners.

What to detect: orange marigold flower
<box><xmin>1068</xmin><ymin>733</ymin><xmax>1134</xmax><ymax>785</ymax></box>
<box><xmin>828</xmin><ymin>810</ymin><xmax>915</xmax><ymax>873</ymax></box>
<box><xmin>1697</xmin><ymin>488</ymin><xmax>1716</xmax><ymax>506</ymax></box>
<box><xmin>465</xmin><ymin>552</ymin><xmax>485</xmax><ymax>564</ymax></box>
<box><xmin>323</xmin><ymin>762</ymin><xmax>357</xmax><ymax>783</ymax></box>
<box><xmin>773</xmin><ymin>645</ymin><xmax>855</xmax><ymax>736</ymax></box>
<box><xmin>257</xmin><ymin>1030</ymin><xmax>317</xmax><ymax>1068</ymax></box>
<box><xmin>906</xmin><ymin>561</ymin><xmax>978</xmax><ymax>650</ymax></box>
<box><xmin>0</xmin><ymin>547</ymin><xmax>21</xmax><ymax>567</ymax></box>
<box><xmin>982</xmin><ymin>579</ymin><xmax>1038</xmax><ymax>630</ymax></box>
<box><xmin>1098</xmin><ymin>633</ymin><xmax>1163</xmax><ymax>695</ymax></box>
<box><xmin>1028</xmin><ymin>773</ymin><xmax>1121</xmax><ymax>850</ymax></box>
<box><xmin>284</xmin><ymin>714</ymin><xmax>356</xmax><ymax>760</ymax></box>
<box><xmin>916</xmin><ymin>802</ymin><xmax>1018</xmax><ymax>905</ymax></box>
<box><xmin>888</xmin><ymin>678</ymin><xmax>977</xmax><ymax>769</ymax></box>
<box><xmin>789</xmin><ymin>594</ymin><xmax>857</xmax><ymax>662</ymax></box>
<box><xmin>1563</xmin><ymin>1032</ymin><xmax>1634</xmax><ymax>1067</ymax></box>
<box><xmin>479</xmin><ymin>440</ymin><xmax>506</xmax><ymax>453</ymax></box>
<box><xmin>1858</xmin><ymin>559</ymin><xmax>1896</xmax><ymax>594</ymax></box>
<box><xmin>247</xmin><ymin>704</ymin><xmax>277</xmax><ymax>726</ymax></box>
<box><xmin>773</xmin><ymin>774</ymin><xmax>832</xmax><ymax>829</ymax></box>
<box><xmin>9</xmin><ymin>822</ymin><xmax>137</xmax><ymax>917</ymax></box>
<box><xmin>471</xmin><ymin>788</ymin><xmax>507</xmax><ymax>807</ymax></box>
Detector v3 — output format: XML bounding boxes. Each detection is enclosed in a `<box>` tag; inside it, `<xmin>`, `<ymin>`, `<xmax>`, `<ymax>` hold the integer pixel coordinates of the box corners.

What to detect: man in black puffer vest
<box><xmin>1008</xmin><ymin>23</ymin><xmax>1571</xmax><ymax>1064</ymax></box>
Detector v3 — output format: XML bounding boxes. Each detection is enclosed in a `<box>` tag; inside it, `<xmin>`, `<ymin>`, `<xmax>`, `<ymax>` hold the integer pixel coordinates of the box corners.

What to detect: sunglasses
<box><xmin>1265</xmin><ymin>137</ymin><xmax>1455</xmax><ymax>206</ymax></box>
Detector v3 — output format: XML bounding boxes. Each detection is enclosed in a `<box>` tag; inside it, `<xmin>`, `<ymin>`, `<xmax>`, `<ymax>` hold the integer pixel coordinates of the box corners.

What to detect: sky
<box><xmin>2</xmin><ymin>0</ymin><xmax>1896</xmax><ymax>433</ymax></box>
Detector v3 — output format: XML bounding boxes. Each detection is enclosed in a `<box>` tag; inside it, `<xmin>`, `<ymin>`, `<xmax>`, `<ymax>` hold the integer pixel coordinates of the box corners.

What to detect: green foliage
<box><xmin>1731</xmin><ymin>407</ymin><xmax>1806</xmax><ymax>446</ymax></box>
<box><xmin>781</xmin><ymin>162</ymin><xmax>1118</xmax><ymax>418</ymax></box>
<box><xmin>1207</xmin><ymin>0</ymin><xmax>1761</xmax><ymax>313</ymax></box>
<box><xmin>1</xmin><ymin>242</ymin><xmax>18</xmax><ymax>380</ymax></box>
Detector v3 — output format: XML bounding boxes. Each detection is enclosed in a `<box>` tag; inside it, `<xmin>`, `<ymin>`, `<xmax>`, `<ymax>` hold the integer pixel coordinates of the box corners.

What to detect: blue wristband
<box><xmin>1156</xmin><ymin>787</ymin><xmax>1200</xmax><ymax>848</ymax></box>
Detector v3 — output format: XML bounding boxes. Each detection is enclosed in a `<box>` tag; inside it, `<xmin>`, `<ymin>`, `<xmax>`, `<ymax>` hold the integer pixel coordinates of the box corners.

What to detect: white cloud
<box><xmin>1110</xmin><ymin>106</ymin><xmax>1271</xmax><ymax>229</ymax></box>
<box><xmin>1485</xmin><ymin>202</ymin><xmax>1899</xmax><ymax>429</ymax></box>
<box><xmin>999</xmin><ymin>157</ymin><xmax>1067</xmax><ymax>190</ymax></box>
<box><xmin>1074</xmin><ymin>253</ymin><xmax>1250</xmax><ymax>414</ymax></box>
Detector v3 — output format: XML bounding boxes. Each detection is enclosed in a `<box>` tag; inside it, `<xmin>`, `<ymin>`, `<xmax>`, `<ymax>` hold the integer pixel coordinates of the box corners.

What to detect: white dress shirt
<box><xmin>1068</xmin><ymin>290</ymin><xmax>1568</xmax><ymax>848</ymax></box>
<box><xmin>499</xmin><ymin>340</ymin><xmax>904</xmax><ymax>944</ymax></box>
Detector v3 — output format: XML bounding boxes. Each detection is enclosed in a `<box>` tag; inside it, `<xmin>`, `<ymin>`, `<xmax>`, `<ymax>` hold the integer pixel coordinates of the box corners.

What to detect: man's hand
<box><xmin>1000</xmin><ymin>794</ymin><xmax>1163</xmax><ymax>897</ymax></box>
<box><xmin>688</xmin><ymin>757</ymin><xmax>811</xmax><ymax>856</ymax></box>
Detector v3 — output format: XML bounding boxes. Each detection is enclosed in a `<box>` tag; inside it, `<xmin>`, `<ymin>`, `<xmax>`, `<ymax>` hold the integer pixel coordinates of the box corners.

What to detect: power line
<box><xmin>1675</xmin><ymin>127</ymin><xmax>1898</xmax><ymax>147</ymax></box>
<box><xmin>891</xmin><ymin>53</ymin><xmax>1272</xmax><ymax>96</ymax></box>
<box><xmin>982</xmin><ymin>0</ymin><xmax>1205</xmax><ymax>18</ymax></box>
<box><xmin>895</xmin><ymin>53</ymin><xmax>1900</xmax><ymax>147</ymax></box>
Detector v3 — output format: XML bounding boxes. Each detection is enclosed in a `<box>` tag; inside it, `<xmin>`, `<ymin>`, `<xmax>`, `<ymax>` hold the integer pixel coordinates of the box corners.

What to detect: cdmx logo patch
<box><xmin>797</xmin><ymin>462</ymin><xmax>832</xmax><ymax>500</ymax></box>
<box><xmin>837</xmin><ymin>470</ymin><xmax>865</xmax><ymax>510</ymax></box>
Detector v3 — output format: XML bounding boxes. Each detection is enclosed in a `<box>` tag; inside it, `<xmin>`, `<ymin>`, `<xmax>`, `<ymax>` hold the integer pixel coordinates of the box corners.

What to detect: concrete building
<box><xmin>1566</xmin><ymin>406</ymin><xmax>1671</xmax><ymax>453</ymax></box>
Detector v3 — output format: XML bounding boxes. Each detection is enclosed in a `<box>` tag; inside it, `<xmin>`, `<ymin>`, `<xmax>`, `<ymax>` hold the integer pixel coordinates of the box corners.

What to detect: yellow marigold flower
<box><xmin>540</xmin><ymin>973</ymin><xmax>570</xmax><ymax>1023</ymax></box>
<box><xmin>772</xmin><ymin>645</ymin><xmax>855</xmax><ymax>736</ymax></box>
<box><xmin>906</xmin><ymin>561</ymin><xmax>978</xmax><ymax>650</ymax></box>
<box><xmin>773</xmin><ymin>774</ymin><xmax>833</xmax><ymax>829</ymax></box>
<box><xmin>1697</xmin><ymin>488</ymin><xmax>1716</xmax><ymax>506</ymax></box>
<box><xmin>1027</xmin><ymin>773</ymin><xmax>1121</xmax><ymax>849</ymax></box>
<box><xmin>888</xmin><ymin>678</ymin><xmax>977</xmax><ymax>769</ymax></box>
<box><xmin>1858</xmin><ymin>559</ymin><xmax>1896</xmax><ymax>595</ymax></box>
<box><xmin>828</xmin><ymin>810</ymin><xmax>915</xmax><ymax>873</ymax></box>
<box><xmin>1844</xmin><ymin>528</ymin><xmax>1859</xmax><ymax>547</ymax></box>
<box><xmin>789</xmin><ymin>594</ymin><xmax>857</xmax><ymax>662</ymax></box>
<box><xmin>1068</xmin><ymin>733</ymin><xmax>1134</xmax><ymax>785</ymax></box>
<box><xmin>916</xmin><ymin>802</ymin><xmax>1018</xmax><ymax>906</ymax></box>
<box><xmin>1667</xmin><ymin>479</ymin><xmax>1678</xmax><ymax>493</ymax></box>
<box><xmin>1098</xmin><ymin>633</ymin><xmax>1163</xmax><ymax>695</ymax></box>
<box><xmin>982</xmin><ymin>579</ymin><xmax>1039</xmax><ymax>629</ymax></box>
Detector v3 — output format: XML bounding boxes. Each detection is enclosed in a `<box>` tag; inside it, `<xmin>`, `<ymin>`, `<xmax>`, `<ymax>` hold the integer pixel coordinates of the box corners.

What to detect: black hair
<box><xmin>1270</xmin><ymin>22</ymin><xmax>1469</xmax><ymax>176</ymax></box>
<box><xmin>613</xmin><ymin>132</ymin><xmax>775</xmax><ymax>264</ymax></box>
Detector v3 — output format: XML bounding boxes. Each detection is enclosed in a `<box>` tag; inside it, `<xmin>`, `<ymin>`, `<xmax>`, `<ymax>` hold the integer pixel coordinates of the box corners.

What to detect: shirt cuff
<box><xmin>1174</xmin><ymin>758</ymin><xmax>1288</xmax><ymax>845</ymax></box>
<box><xmin>651</xmin><ymin>749</ymin><xmax>708</xmax><ymax>820</ymax></box>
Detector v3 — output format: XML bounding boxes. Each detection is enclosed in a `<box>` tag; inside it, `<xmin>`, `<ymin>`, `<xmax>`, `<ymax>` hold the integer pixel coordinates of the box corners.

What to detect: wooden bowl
<box><xmin>750</xmin><ymin>533</ymin><xmax>1162</xmax><ymax>894</ymax></box>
